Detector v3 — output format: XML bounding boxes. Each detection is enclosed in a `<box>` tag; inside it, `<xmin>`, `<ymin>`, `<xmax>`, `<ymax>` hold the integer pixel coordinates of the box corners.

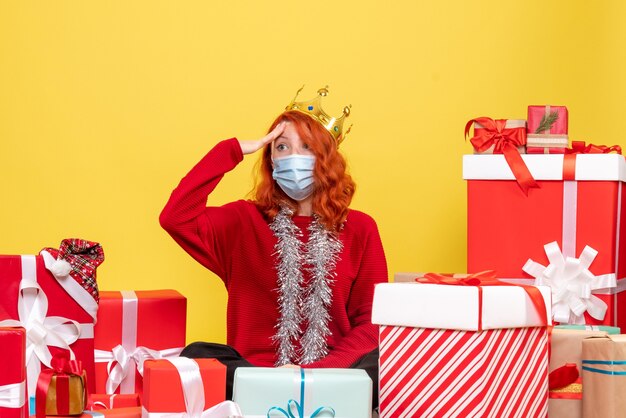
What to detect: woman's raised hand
<box><xmin>238</xmin><ymin>122</ymin><xmax>286</xmax><ymax>155</ymax></box>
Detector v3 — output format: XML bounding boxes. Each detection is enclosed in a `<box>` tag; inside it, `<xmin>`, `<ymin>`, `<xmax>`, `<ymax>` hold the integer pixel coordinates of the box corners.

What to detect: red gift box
<box><xmin>142</xmin><ymin>358</ymin><xmax>233</xmax><ymax>417</ymax></box>
<box><xmin>528</xmin><ymin>105</ymin><xmax>568</xmax><ymax>135</ymax></box>
<box><xmin>93</xmin><ymin>290</ymin><xmax>186</xmax><ymax>395</ymax></box>
<box><xmin>464</xmin><ymin>153</ymin><xmax>626</xmax><ymax>329</ymax></box>
<box><xmin>0</xmin><ymin>253</ymin><xmax>98</xmax><ymax>398</ymax></box>
<box><xmin>527</xmin><ymin>146</ymin><xmax>567</xmax><ymax>154</ymax></box>
<box><xmin>87</xmin><ymin>394</ymin><xmax>140</xmax><ymax>410</ymax></box>
<box><xmin>526</xmin><ymin>135</ymin><xmax>569</xmax><ymax>154</ymax></box>
<box><xmin>0</xmin><ymin>327</ymin><xmax>27</xmax><ymax>418</ymax></box>
<box><xmin>470</xmin><ymin>119</ymin><xmax>527</xmax><ymax>154</ymax></box>
<box><xmin>35</xmin><ymin>352</ymin><xmax>87</xmax><ymax>418</ymax></box>
<box><xmin>31</xmin><ymin>406</ymin><xmax>142</xmax><ymax>418</ymax></box>
<box><xmin>372</xmin><ymin>278</ymin><xmax>551</xmax><ymax>418</ymax></box>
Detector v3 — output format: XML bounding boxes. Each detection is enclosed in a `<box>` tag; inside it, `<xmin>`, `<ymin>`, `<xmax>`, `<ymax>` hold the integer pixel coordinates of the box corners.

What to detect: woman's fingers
<box><xmin>239</xmin><ymin>121</ymin><xmax>287</xmax><ymax>155</ymax></box>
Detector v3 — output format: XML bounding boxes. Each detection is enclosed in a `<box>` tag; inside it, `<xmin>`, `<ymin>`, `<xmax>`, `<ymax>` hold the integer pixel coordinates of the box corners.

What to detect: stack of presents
<box><xmin>1</xmin><ymin>105</ymin><xmax>625</xmax><ymax>418</ymax></box>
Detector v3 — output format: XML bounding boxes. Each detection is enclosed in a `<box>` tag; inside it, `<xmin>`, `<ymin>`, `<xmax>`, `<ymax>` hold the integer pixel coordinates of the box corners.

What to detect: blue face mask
<box><xmin>272</xmin><ymin>155</ymin><xmax>316</xmax><ymax>201</ymax></box>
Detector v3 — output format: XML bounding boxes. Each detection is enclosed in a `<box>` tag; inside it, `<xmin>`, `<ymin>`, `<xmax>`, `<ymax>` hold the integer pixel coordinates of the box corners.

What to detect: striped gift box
<box><xmin>372</xmin><ymin>281</ymin><xmax>552</xmax><ymax>418</ymax></box>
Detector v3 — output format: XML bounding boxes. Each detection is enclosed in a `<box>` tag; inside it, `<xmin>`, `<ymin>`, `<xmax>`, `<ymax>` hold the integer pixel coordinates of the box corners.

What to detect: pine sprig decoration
<box><xmin>534</xmin><ymin>110</ymin><xmax>559</xmax><ymax>134</ymax></box>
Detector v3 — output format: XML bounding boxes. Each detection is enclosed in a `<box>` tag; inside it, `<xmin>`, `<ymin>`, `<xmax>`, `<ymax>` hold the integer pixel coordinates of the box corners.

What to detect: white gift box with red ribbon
<box><xmin>464</xmin><ymin>152</ymin><xmax>626</xmax><ymax>328</ymax></box>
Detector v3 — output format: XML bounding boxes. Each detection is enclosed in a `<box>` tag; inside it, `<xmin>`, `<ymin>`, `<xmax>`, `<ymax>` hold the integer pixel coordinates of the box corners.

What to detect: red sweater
<box><xmin>160</xmin><ymin>138</ymin><xmax>388</xmax><ymax>368</ymax></box>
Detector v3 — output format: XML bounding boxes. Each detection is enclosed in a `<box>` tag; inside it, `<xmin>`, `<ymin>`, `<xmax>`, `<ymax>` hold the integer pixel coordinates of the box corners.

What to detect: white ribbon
<box><xmin>95</xmin><ymin>345</ymin><xmax>183</xmax><ymax>394</ymax></box>
<box><xmin>0</xmin><ymin>381</ymin><xmax>25</xmax><ymax>408</ymax></box>
<box><xmin>0</xmin><ymin>255</ymin><xmax>85</xmax><ymax>398</ymax></box>
<box><xmin>142</xmin><ymin>357</ymin><xmax>243</xmax><ymax>418</ymax></box>
<box><xmin>40</xmin><ymin>250</ymin><xmax>99</xmax><ymax>322</ymax></box>
<box><xmin>88</xmin><ymin>394</ymin><xmax>118</xmax><ymax>410</ymax></box>
<box><xmin>523</xmin><ymin>241</ymin><xmax>617</xmax><ymax>324</ymax></box>
<box><xmin>95</xmin><ymin>290</ymin><xmax>183</xmax><ymax>394</ymax></box>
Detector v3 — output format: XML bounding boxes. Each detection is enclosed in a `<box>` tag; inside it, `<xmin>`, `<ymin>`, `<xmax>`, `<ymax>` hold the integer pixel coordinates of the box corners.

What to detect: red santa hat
<box><xmin>42</xmin><ymin>238</ymin><xmax>105</xmax><ymax>302</ymax></box>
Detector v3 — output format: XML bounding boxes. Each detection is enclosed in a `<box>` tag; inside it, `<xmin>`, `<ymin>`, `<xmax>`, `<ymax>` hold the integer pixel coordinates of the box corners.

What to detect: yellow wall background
<box><xmin>1</xmin><ymin>1</ymin><xmax>625</xmax><ymax>344</ymax></box>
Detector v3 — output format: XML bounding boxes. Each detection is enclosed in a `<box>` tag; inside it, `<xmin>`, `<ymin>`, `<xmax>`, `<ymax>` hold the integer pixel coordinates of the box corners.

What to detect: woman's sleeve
<box><xmin>159</xmin><ymin>138</ymin><xmax>245</xmax><ymax>281</ymax></box>
<box><xmin>303</xmin><ymin>217</ymin><xmax>389</xmax><ymax>368</ymax></box>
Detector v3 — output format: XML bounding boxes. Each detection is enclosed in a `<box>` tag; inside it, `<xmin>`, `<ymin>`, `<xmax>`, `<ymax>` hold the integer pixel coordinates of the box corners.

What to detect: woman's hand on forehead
<box><xmin>238</xmin><ymin>122</ymin><xmax>286</xmax><ymax>156</ymax></box>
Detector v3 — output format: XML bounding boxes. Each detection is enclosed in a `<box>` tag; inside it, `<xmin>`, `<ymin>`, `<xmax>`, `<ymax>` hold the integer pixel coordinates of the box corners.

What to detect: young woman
<box><xmin>160</xmin><ymin>88</ymin><xmax>388</xmax><ymax>404</ymax></box>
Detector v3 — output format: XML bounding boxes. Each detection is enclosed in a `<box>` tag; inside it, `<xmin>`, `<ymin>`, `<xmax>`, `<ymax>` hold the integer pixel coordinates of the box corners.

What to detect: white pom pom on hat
<box><xmin>50</xmin><ymin>258</ymin><xmax>72</xmax><ymax>277</ymax></box>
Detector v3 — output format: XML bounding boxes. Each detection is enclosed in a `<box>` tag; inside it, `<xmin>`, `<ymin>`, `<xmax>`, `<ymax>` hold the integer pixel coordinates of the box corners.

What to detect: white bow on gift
<box><xmin>522</xmin><ymin>241</ymin><xmax>616</xmax><ymax>324</ymax></box>
<box><xmin>0</xmin><ymin>255</ymin><xmax>83</xmax><ymax>398</ymax></box>
<box><xmin>95</xmin><ymin>344</ymin><xmax>183</xmax><ymax>394</ymax></box>
<box><xmin>143</xmin><ymin>357</ymin><xmax>243</xmax><ymax>418</ymax></box>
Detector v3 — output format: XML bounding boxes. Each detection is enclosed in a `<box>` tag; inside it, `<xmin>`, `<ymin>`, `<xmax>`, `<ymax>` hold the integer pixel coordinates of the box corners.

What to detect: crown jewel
<box><xmin>285</xmin><ymin>86</ymin><xmax>352</xmax><ymax>145</ymax></box>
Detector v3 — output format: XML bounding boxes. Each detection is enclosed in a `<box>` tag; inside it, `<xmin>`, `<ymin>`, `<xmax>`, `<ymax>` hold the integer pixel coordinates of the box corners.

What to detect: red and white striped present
<box><xmin>372</xmin><ymin>279</ymin><xmax>552</xmax><ymax>418</ymax></box>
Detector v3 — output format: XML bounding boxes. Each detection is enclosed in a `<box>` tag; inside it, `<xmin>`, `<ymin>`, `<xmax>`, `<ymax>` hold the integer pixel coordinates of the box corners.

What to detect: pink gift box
<box><xmin>528</xmin><ymin>105</ymin><xmax>568</xmax><ymax>135</ymax></box>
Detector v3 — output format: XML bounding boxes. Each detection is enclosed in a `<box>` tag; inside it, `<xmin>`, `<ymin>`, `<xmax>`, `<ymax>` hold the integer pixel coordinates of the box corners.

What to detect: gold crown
<box><xmin>285</xmin><ymin>86</ymin><xmax>352</xmax><ymax>145</ymax></box>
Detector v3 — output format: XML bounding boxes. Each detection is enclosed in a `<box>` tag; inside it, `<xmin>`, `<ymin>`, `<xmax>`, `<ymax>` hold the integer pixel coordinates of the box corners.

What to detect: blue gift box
<box><xmin>233</xmin><ymin>368</ymin><xmax>372</xmax><ymax>418</ymax></box>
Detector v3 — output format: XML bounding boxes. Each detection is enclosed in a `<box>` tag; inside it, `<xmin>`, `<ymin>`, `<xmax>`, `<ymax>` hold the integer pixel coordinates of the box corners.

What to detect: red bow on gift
<box><xmin>465</xmin><ymin>117</ymin><xmax>539</xmax><ymax>195</ymax></box>
<box><xmin>566</xmin><ymin>141</ymin><xmax>622</xmax><ymax>155</ymax></box>
<box><xmin>36</xmin><ymin>352</ymin><xmax>86</xmax><ymax>418</ymax></box>
<box><xmin>418</xmin><ymin>270</ymin><xmax>498</xmax><ymax>286</ymax></box>
<box><xmin>562</xmin><ymin>141</ymin><xmax>623</xmax><ymax>180</ymax></box>
<box><xmin>549</xmin><ymin>363</ymin><xmax>579</xmax><ymax>390</ymax></box>
<box><xmin>418</xmin><ymin>270</ymin><xmax>548</xmax><ymax>331</ymax></box>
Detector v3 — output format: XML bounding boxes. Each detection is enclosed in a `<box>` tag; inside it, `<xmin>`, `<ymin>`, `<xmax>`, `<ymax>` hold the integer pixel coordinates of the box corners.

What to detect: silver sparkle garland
<box><xmin>300</xmin><ymin>215</ymin><xmax>342</xmax><ymax>364</ymax></box>
<box><xmin>270</xmin><ymin>206</ymin><xmax>304</xmax><ymax>366</ymax></box>
<box><xmin>270</xmin><ymin>206</ymin><xmax>343</xmax><ymax>366</ymax></box>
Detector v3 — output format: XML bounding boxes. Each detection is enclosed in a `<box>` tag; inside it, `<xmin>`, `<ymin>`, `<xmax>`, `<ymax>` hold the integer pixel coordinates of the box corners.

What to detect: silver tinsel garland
<box><xmin>270</xmin><ymin>206</ymin><xmax>343</xmax><ymax>366</ymax></box>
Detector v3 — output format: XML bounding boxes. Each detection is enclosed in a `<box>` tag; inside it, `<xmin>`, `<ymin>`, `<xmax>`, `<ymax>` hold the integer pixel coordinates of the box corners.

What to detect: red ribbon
<box><xmin>562</xmin><ymin>141</ymin><xmax>623</xmax><ymax>181</ymax></box>
<box><xmin>465</xmin><ymin>117</ymin><xmax>538</xmax><ymax>195</ymax></box>
<box><xmin>36</xmin><ymin>352</ymin><xmax>85</xmax><ymax>418</ymax></box>
<box><xmin>566</xmin><ymin>141</ymin><xmax>622</xmax><ymax>155</ymax></box>
<box><xmin>548</xmin><ymin>363</ymin><xmax>580</xmax><ymax>390</ymax></box>
<box><xmin>418</xmin><ymin>270</ymin><xmax>548</xmax><ymax>331</ymax></box>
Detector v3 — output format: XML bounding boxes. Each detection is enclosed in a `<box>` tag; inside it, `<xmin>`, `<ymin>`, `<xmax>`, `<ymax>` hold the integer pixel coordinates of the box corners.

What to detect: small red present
<box><xmin>93</xmin><ymin>290</ymin><xmax>186</xmax><ymax>395</ymax></box>
<box><xmin>465</xmin><ymin>117</ymin><xmax>538</xmax><ymax>194</ymax></box>
<box><xmin>31</xmin><ymin>406</ymin><xmax>142</xmax><ymax>418</ymax></box>
<box><xmin>0</xmin><ymin>327</ymin><xmax>27</xmax><ymax>418</ymax></box>
<box><xmin>528</xmin><ymin>105</ymin><xmax>568</xmax><ymax>135</ymax></box>
<box><xmin>470</xmin><ymin>119</ymin><xmax>527</xmax><ymax>154</ymax></box>
<box><xmin>87</xmin><ymin>394</ymin><xmax>140</xmax><ymax>411</ymax></box>
<box><xmin>527</xmin><ymin>146</ymin><xmax>567</xmax><ymax>154</ymax></box>
<box><xmin>0</xmin><ymin>242</ymin><xmax>102</xmax><ymax>399</ymax></box>
<box><xmin>142</xmin><ymin>358</ymin><xmax>237</xmax><ymax>417</ymax></box>
<box><xmin>35</xmin><ymin>352</ymin><xmax>87</xmax><ymax>418</ymax></box>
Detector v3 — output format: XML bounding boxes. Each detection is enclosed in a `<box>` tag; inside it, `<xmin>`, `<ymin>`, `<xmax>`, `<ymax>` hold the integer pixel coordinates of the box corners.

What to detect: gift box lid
<box><xmin>555</xmin><ymin>324</ymin><xmax>621</xmax><ymax>334</ymax></box>
<box><xmin>463</xmin><ymin>154</ymin><xmax>626</xmax><ymax>182</ymax></box>
<box><xmin>372</xmin><ymin>282</ymin><xmax>552</xmax><ymax>330</ymax></box>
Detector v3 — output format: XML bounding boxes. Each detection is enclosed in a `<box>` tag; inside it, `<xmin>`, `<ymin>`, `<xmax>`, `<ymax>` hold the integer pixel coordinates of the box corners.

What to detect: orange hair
<box><xmin>253</xmin><ymin>110</ymin><xmax>356</xmax><ymax>231</ymax></box>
